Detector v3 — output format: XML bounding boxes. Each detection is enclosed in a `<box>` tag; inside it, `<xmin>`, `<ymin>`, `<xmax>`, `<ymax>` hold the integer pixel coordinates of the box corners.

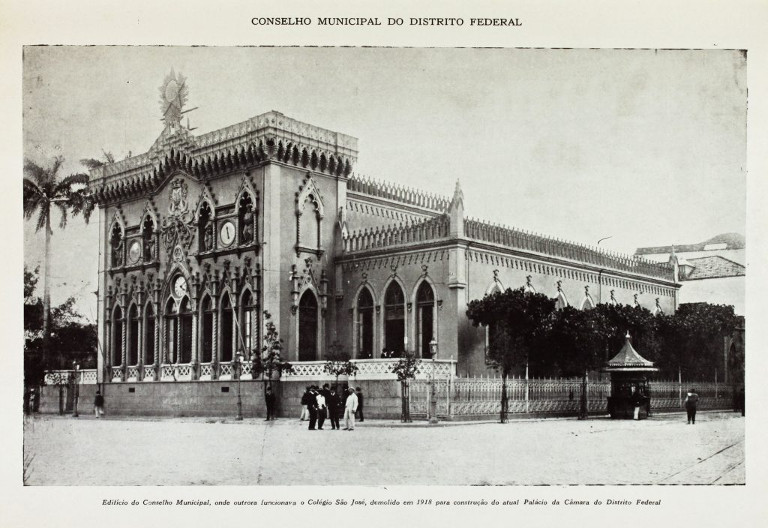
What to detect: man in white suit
<box><xmin>344</xmin><ymin>387</ymin><xmax>359</xmax><ymax>431</ymax></box>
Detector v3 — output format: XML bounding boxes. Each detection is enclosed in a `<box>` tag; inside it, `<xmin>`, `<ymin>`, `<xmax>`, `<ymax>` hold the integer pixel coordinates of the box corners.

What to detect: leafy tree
<box><xmin>466</xmin><ymin>287</ymin><xmax>556</xmax><ymax>423</ymax></box>
<box><xmin>658</xmin><ymin>303</ymin><xmax>740</xmax><ymax>380</ymax></box>
<box><xmin>23</xmin><ymin>156</ymin><xmax>93</xmax><ymax>372</ymax></box>
<box><xmin>252</xmin><ymin>311</ymin><xmax>294</xmax><ymax>401</ymax></box>
<box><xmin>323</xmin><ymin>341</ymin><xmax>359</xmax><ymax>392</ymax></box>
<box><xmin>391</xmin><ymin>353</ymin><xmax>421</xmax><ymax>422</ymax></box>
<box><xmin>24</xmin><ymin>266</ymin><xmax>96</xmax><ymax>414</ymax></box>
<box><xmin>79</xmin><ymin>150</ymin><xmax>116</xmax><ymax>170</ymax></box>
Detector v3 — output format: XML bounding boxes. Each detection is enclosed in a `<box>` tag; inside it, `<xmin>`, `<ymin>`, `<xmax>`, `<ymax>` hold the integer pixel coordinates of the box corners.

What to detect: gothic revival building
<box><xmin>90</xmin><ymin>73</ymin><xmax>680</xmax><ymax>383</ymax></box>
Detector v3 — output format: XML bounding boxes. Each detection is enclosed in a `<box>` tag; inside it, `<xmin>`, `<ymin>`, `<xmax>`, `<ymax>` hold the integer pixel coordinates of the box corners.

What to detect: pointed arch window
<box><xmin>298</xmin><ymin>291</ymin><xmax>318</xmax><ymax>361</ymax></box>
<box><xmin>238</xmin><ymin>193</ymin><xmax>255</xmax><ymax>246</ymax></box>
<box><xmin>384</xmin><ymin>282</ymin><xmax>406</xmax><ymax>355</ymax></box>
<box><xmin>128</xmin><ymin>304</ymin><xmax>139</xmax><ymax>366</ymax></box>
<box><xmin>200</xmin><ymin>296</ymin><xmax>213</xmax><ymax>364</ymax></box>
<box><xmin>165</xmin><ymin>298</ymin><xmax>177</xmax><ymax>363</ymax></box>
<box><xmin>240</xmin><ymin>290</ymin><xmax>256</xmax><ymax>356</ymax></box>
<box><xmin>110</xmin><ymin>223</ymin><xmax>123</xmax><ymax>268</ymax></box>
<box><xmin>144</xmin><ymin>303</ymin><xmax>156</xmax><ymax>365</ymax></box>
<box><xmin>299</xmin><ymin>196</ymin><xmax>320</xmax><ymax>250</ymax></box>
<box><xmin>220</xmin><ymin>294</ymin><xmax>234</xmax><ymax>363</ymax></box>
<box><xmin>555</xmin><ymin>292</ymin><xmax>568</xmax><ymax>310</ymax></box>
<box><xmin>112</xmin><ymin>305</ymin><xmax>124</xmax><ymax>366</ymax></box>
<box><xmin>198</xmin><ymin>202</ymin><xmax>214</xmax><ymax>252</ymax></box>
<box><xmin>356</xmin><ymin>288</ymin><xmax>374</xmax><ymax>359</ymax></box>
<box><xmin>178</xmin><ymin>297</ymin><xmax>192</xmax><ymax>364</ymax></box>
<box><xmin>142</xmin><ymin>215</ymin><xmax>155</xmax><ymax>262</ymax></box>
<box><xmin>416</xmin><ymin>282</ymin><xmax>435</xmax><ymax>358</ymax></box>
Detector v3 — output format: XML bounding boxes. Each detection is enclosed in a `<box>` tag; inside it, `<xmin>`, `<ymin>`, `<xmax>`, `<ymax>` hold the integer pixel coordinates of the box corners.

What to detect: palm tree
<box><xmin>23</xmin><ymin>155</ymin><xmax>93</xmax><ymax>370</ymax></box>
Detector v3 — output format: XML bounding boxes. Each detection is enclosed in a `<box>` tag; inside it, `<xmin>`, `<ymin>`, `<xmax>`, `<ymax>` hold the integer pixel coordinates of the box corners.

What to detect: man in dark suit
<box><xmin>355</xmin><ymin>387</ymin><xmax>365</xmax><ymax>422</ymax></box>
<box><xmin>264</xmin><ymin>385</ymin><xmax>276</xmax><ymax>421</ymax></box>
<box><xmin>307</xmin><ymin>386</ymin><xmax>319</xmax><ymax>430</ymax></box>
<box><xmin>327</xmin><ymin>388</ymin><xmax>341</xmax><ymax>430</ymax></box>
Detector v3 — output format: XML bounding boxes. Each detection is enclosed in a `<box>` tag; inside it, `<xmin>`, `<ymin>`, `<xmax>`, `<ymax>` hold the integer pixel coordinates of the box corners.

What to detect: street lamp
<box><xmin>429</xmin><ymin>338</ymin><xmax>438</xmax><ymax>424</ymax></box>
<box><xmin>72</xmin><ymin>361</ymin><xmax>80</xmax><ymax>418</ymax></box>
<box><xmin>234</xmin><ymin>352</ymin><xmax>244</xmax><ymax>421</ymax></box>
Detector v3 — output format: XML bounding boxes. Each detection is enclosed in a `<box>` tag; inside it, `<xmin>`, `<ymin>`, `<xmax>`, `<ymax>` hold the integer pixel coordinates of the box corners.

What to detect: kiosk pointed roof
<box><xmin>605</xmin><ymin>332</ymin><xmax>658</xmax><ymax>371</ymax></box>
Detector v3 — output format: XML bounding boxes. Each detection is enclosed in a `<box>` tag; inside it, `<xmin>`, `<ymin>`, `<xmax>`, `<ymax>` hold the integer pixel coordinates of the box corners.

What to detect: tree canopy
<box><xmin>467</xmin><ymin>287</ymin><xmax>741</xmax><ymax>381</ymax></box>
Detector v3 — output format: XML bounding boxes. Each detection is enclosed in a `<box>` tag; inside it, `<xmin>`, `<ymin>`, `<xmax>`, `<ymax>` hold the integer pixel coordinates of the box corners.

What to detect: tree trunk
<box><xmin>579</xmin><ymin>370</ymin><xmax>588</xmax><ymax>420</ymax></box>
<box><xmin>43</xmin><ymin>213</ymin><xmax>51</xmax><ymax>368</ymax></box>
<box><xmin>500</xmin><ymin>373</ymin><xmax>508</xmax><ymax>424</ymax></box>
<box><xmin>401</xmin><ymin>380</ymin><xmax>411</xmax><ymax>423</ymax></box>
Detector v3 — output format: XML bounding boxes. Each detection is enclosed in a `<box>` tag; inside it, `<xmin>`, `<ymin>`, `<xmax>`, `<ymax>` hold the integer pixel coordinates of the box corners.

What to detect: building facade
<box><xmin>89</xmin><ymin>74</ymin><xmax>681</xmax><ymax>384</ymax></box>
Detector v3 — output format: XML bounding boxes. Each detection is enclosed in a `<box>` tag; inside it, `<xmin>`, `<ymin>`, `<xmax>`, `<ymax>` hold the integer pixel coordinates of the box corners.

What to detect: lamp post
<box><xmin>72</xmin><ymin>361</ymin><xmax>80</xmax><ymax>418</ymax></box>
<box><xmin>235</xmin><ymin>352</ymin><xmax>244</xmax><ymax>421</ymax></box>
<box><xmin>429</xmin><ymin>338</ymin><xmax>438</xmax><ymax>424</ymax></box>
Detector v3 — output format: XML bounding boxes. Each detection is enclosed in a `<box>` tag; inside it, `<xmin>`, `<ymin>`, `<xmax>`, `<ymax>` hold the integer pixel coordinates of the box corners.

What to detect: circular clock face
<box><xmin>128</xmin><ymin>240</ymin><xmax>141</xmax><ymax>264</ymax></box>
<box><xmin>173</xmin><ymin>276</ymin><xmax>188</xmax><ymax>298</ymax></box>
<box><xmin>220</xmin><ymin>220</ymin><xmax>236</xmax><ymax>247</ymax></box>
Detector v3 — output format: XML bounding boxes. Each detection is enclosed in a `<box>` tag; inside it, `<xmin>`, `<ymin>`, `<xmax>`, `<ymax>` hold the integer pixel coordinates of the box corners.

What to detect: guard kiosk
<box><xmin>604</xmin><ymin>332</ymin><xmax>658</xmax><ymax>419</ymax></box>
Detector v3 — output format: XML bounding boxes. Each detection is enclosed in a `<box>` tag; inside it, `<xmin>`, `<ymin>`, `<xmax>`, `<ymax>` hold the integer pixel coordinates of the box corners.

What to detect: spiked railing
<box><xmin>347</xmin><ymin>174</ymin><xmax>450</xmax><ymax>212</ymax></box>
<box><xmin>343</xmin><ymin>214</ymin><xmax>451</xmax><ymax>253</ymax></box>
<box><xmin>464</xmin><ymin>217</ymin><xmax>674</xmax><ymax>280</ymax></box>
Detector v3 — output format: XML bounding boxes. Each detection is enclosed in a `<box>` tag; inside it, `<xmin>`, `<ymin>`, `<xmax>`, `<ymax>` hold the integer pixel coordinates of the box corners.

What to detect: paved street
<box><xmin>23</xmin><ymin>412</ymin><xmax>744</xmax><ymax>486</ymax></box>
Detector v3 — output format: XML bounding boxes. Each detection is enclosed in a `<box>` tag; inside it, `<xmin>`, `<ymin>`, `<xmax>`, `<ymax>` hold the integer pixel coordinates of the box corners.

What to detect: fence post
<box><xmin>525</xmin><ymin>362</ymin><xmax>530</xmax><ymax>414</ymax></box>
<box><xmin>715</xmin><ymin>369</ymin><xmax>718</xmax><ymax>401</ymax></box>
<box><xmin>678</xmin><ymin>367</ymin><xmax>682</xmax><ymax>408</ymax></box>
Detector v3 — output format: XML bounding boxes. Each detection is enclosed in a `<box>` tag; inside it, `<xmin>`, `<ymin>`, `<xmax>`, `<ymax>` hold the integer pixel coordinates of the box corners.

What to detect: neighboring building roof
<box><xmin>683</xmin><ymin>255</ymin><xmax>745</xmax><ymax>280</ymax></box>
<box><xmin>635</xmin><ymin>233</ymin><xmax>745</xmax><ymax>256</ymax></box>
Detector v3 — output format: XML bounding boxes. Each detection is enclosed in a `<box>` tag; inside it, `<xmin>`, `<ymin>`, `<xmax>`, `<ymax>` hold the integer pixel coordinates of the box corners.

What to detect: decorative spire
<box><xmin>159</xmin><ymin>69</ymin><xmax>189</xmax><ymax>130</ymax></box>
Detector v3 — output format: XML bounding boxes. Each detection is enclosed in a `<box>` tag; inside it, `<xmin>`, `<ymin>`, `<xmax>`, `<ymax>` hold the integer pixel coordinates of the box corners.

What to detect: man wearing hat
<box><xmin>684</xmin><ymin>388</ymin><xmax>699</xmax><ymax>424</ymax></box>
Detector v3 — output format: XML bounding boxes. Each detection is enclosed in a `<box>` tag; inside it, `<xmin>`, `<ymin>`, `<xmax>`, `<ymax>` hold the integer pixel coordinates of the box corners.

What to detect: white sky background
<box><xmin>23</xmin><ymin>47</ymin><xmax>747</xmax><ymax>321</ymax></box>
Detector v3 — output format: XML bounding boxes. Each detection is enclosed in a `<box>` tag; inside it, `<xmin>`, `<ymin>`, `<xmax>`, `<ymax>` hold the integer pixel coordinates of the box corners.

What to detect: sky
<box><xmin>22</xmin><ymin>47</ymin><xmax>747</xmax><ymax>321</ymax></box>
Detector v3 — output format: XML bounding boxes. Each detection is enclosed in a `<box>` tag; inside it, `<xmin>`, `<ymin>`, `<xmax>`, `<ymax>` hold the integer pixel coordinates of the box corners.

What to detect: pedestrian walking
<box><xmin>316</xmin><ymin>390</ymin><xmax>327</xmax><ymax>430</ymax></box>
<box><xmin>684</xmin><ymin>388</ymin><xmax>699</xmax><ymax>424</ymax></box>
<box><xmin>300</xmin><ymin>386</ymin><xmax>311</xmax><ymax>421</ymax></box>
<box><xmin>327</xmin><ymin>388</ymin><xmax>341</xmax><ymax>430</ymax></box>
<box><xmin>355</xmin><ymin>386</ymin><xmax>365</xmax><ymax>422</ymax></box>
<box><xmin>308</xmin><ymin>386</ymin><xmax>319</xmax><ymax>430</ymax></box>
<box><xmin>344</xmin><ymin>387</ymin><xmax>358</xmax><ymax>431</ymax></box>
<box><xmin>265</xmin><ymin>386</ymin><xmax>276</xmax><ymax>421</ymax></box>
<box><xmin>94</xmin><ymin>390</ymin><xmax>105</xmax><ymax>418</ymax></box>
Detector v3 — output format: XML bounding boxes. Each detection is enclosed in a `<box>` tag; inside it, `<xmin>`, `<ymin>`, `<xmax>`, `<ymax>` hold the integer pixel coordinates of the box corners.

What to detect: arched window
<box><xmin>110</xmin><ymin>223</ymin><xmax>123</xmax><ymax>268</ymax></box>
<box><xmin>581</xmin><ymin>296</ymin><xmax>595</xmax><ymax>310</ymax></box>
<box><xmin>198</xmin><ymin>202</ymin><xmax>213</xmax><ymax>252</ymax></box>
<box><xmin>144</xmin><ymin>303</ymin><xmax>156</xmax><ymax>365</ymax></box>
<box><xmin>416</xmin><ymin>282</ymin><xmax>435</xmax><ymax>358</ymax></box>
<box><xmin>555</xmin><ymin>292</ymin><xmax>568</xmax><ymax>310</ymax></box>
<box><xmin>356</xmin><ymin>288</ymin><xmax>374</xmax><ymax>358</ymax></box>
<box><xmin>128</xmin><ymin>304</ymin><xmax>139</xmax><ymax>366</ymax></box>
<box><xmin>298</xmin><ymin>290</ymin><xmax>318</xmax><ymax>361</ymax></box>
<box><xmin>240</xmin><ymin>290</ymin><xmax>256</xmax><ymax>356</ymax></box>
<box><xmin>299</xmin><ymin>196</ymin><xmax>320</xmax><ymax>250</ymax></box>
<box><xmin>178</xmin><ymin>297</ymin><xmax>192</xmax><ymax>364</ymax></box>
<box><xmin>220</xmin><ymin>294</ymin><xmax>234</xmax><ymax>362</ymax></box>
<box><xmin>200</xmin><ymin>296</ymin><xmax>213</xmax><ymax>364</ymax></box>
<box><xmin>142</xmin><ymin>215</ymin><xmax>155</xmax><ymax>262</ymax></box>
<box><xmin>238</xmin><ymin>193</ymin><xmax>255</xmax><ymax>246</ymax></box>
<box><xmin>164</xmin><ymin>298</ymin><xmax>177</xmax><ymax>363</ymax></box>
<box><xmin>112</xmin><ymin>305</ymin><xmax>124</xmax><ymax>366</ymax></box>
<box><xmin>384</xmin><ymin>282</ymin><xmax>405</xmax><ymax>355</ymax></box>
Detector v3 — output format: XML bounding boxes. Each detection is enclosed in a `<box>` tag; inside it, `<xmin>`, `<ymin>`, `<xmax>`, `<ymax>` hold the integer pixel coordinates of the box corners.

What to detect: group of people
<box><xmin>300</xmin><ymin>385</ymin><xmax>364</xmax><ymax>431</ymax></box>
